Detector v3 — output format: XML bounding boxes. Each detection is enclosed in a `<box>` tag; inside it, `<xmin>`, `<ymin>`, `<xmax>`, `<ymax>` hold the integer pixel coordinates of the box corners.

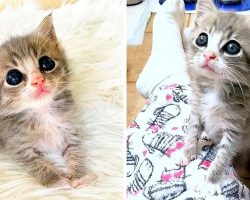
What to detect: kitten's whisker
<box><xmin>227</xmin><ymin>61</ymin><xmax>250</xmax><ymax>72</ymax></box>
<box><xmin>227</xmin><ymin>67</ymin><xmax>247</xmax><ymax>82</ymax></box>
<box><xmin>228</xmin><ymin>61</ymin><xmax>250</xmax><ymax>65</ymax></box>
<box><xmin>223</xmin><ymin>71</ymin><xmax>236</xmax><ymax>95</ymax></box>
<box><xmin>227</xmin><ymin>67</ymin><xmax>249</xmax><ymax>87</ymax></box>
<box><xmin>227</xmin><ymin>64</ymin><xmax>250</xmax><ymax>72</ymax></box>
<box><xmin>227</xmin><ymin>67</ymin><xmax>247</xmax><ymax>87</ymax></box>
<box><xmin>226</xmin><ymin>69</ymin><xmax>246</xmax><ymax>102</ymax></box>
<box><xmin>236</xmin><ymin>66</ymin><xmax>250</xmax><ymax>71</ymax></box>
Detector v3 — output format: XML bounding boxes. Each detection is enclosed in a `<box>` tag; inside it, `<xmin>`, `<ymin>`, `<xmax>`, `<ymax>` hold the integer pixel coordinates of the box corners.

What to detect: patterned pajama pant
<box><xmin>127</xmin><ymin>75</ymin><xmax>250</xmax><ymax>200</ymax></box>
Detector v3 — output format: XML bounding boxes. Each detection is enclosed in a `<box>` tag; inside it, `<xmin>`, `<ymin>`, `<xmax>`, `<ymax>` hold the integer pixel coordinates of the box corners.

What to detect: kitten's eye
<box><xmin>39</xmin><ymin>56</ymin><xmax>55</xmax><ymax>71</ymax></box>
<box><xmin>223</xmin><ymin>40</ymin><xmax>241</xmax><ymax>55</ymax></box>
<box><xmin>195</xmin><ymin>33</ymin><xmax>208</xmax><ymax>47</ymax></box>
<box><xmin>6</xmin><ymin>69</ymin><xmax>23</xmax><ymax>86</ymax></box>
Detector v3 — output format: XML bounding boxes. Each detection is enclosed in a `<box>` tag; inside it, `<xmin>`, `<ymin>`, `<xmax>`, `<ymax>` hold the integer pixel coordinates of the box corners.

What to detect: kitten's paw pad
<box><xmin>71</xmin><ymin>173</ymin><xmax>97</xmax><ymax>188</ymax></box>
<box><xmin>174</xmin><ymin>150</ymin><xmax>196</xmax><ymax>166</ymax></box>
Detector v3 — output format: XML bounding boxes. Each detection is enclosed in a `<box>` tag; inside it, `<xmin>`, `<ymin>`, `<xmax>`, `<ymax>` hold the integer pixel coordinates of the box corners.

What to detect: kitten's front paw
<box><xmin>174</xmin><ymin>149</ymin><xmax>196</xmax><ymax>166</ymax></box>
<box><xmin>194</xmin><ymin>173</ymin><xmax>221</xmax><ymax>196</ymax></box>
<box><xmin>71</xmin><ymin>173</ymin><xmax>97</xmax><ymax>188</ymax></box>
<box><xmin>195</xmin><ymin>180</ymin><xmax>221</xmax><ymax>196</ymax></box>
<box><xmin>50</xmin><ymin>177</ymin><xmax>72</xmax><ymax>189</ymax></box>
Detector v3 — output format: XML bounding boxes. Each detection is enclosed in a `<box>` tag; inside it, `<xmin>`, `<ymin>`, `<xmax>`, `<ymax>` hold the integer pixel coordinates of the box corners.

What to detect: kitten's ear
<box><xmin>194</xmin><ymin>0</ymin><xmax>217</xmax><ymax>26</ymax></box>
<box><xmin>35</xmin><ymin>14</ymin><xmax>57</xmax><ymax>41</ymax></box>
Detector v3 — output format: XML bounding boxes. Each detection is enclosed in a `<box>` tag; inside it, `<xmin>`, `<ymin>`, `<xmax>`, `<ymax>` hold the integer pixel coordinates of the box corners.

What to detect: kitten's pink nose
<box><xmin>203</xmin><ymin>51</ymin><xmax>217</xmax><ymax>63</ymax></box>
<box><xmin>31</xmin><ymin>75</ymin><xmax>45</xmax><ymax>87</ymax></box>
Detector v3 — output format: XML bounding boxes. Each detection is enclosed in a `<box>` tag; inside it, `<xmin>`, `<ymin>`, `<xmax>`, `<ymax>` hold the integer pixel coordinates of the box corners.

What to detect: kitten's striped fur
<box><xmin>177</xmin><ymin>0</ymin><xmax>250</xmax><ymax>193</ymax></box>
<box><xmin>0</xmin><ymin>16</ymin><xmax>95</xmax><ymax>187</ymax></box>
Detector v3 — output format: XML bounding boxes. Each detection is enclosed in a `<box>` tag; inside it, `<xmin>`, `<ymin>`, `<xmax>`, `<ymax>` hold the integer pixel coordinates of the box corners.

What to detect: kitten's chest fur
<box><xmin>200</xmin><ymin>89</ymin><xmax>225</xmax><ymax>135</ymax></box>
<box><xmin>194</xmin><ymin>77</ymin><xmax>250</xmax><ymax>143</ymax></box>
<box><xmin>0</xmin><ymin>90</ymin><xmax>77</xmax><ymax>155</ymax></box>
<box><xmin>34</xmin><ymin>105</ymin><xmax>74</xmax><ymax>153</ymax></box>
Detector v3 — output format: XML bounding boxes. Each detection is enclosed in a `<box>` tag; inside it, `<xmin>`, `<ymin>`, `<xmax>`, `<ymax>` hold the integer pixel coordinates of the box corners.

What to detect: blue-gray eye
<box><xmin>39</xmin><ymin>56</ymin><xmax>55</xmax><ymax>71</ymax></box>
<box><xmin>223</xmin><ymin>40</ymin><xmax>241</xmax><ymax>55</ymax></box>
<box><xmin>195</xmin><ymin>33</ymin><xmax>208</xmax><ymax>47</ymax></box>
<box><xmin>6</xmin><ymin>69</ymin><xmax>23</xmax><ymax>86</ymax></box>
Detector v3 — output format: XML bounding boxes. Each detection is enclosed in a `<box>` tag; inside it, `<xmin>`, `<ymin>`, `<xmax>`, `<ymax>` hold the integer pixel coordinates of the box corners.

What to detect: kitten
<box><xmin>0</xmin><ymin>15</ymin><xmax>95</xmax><ymax>188</ymax></box>
<box><xmin>176</xmin><ymin>0</ymin><xmax>250</xmax><ymax>194</ymax></box>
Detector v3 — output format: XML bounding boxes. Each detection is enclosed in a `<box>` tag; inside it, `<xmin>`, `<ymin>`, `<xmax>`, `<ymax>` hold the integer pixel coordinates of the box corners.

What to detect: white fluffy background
<box><xmin>0</xmin><ymin>0</ymin><xmax>124</xmax><ymax>199</ymax></box>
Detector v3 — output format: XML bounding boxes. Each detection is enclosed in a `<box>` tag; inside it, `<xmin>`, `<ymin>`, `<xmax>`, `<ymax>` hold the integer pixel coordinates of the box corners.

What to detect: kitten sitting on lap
<box><xmin>0</xmin><ymin>15</ymin><xmax>96</xmax><ymax>188</ymax></box>
<box><xmin>176</xmin><ymin>0</ymin><xmax>250</xmax><ymax>195</ymax></box>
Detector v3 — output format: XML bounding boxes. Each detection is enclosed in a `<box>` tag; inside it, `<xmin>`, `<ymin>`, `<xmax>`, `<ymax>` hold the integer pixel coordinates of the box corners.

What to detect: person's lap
<box><xmin>127</xmin><ymin>0</ymin><xmax>249</xmax><ymax>199</ymax></box>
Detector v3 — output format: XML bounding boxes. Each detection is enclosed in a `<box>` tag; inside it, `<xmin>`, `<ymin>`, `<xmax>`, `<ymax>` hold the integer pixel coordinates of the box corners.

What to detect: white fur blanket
<box><xmin>0</xmin><ymin>0</ymin><xmax>123</xmax><ymax>199</ymax></box>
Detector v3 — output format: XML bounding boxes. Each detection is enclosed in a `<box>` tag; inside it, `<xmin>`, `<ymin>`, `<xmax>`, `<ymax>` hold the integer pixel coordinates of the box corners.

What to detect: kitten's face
<box><xmin>186</xmin><ymin>0</ymin><xmax>250</xmax><ymax>83</ymax></box>
<box><xmin>0</xmin><ymin>16</ymin><xmax>69</xmax><ymax>114</ymax></box>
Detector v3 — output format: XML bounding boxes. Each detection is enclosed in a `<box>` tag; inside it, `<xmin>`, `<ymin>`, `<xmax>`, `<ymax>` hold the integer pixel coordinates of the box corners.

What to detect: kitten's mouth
<box><xmin>201</xmin><ymin>63</ymin><xmax>216</xmax><ymax>73</ymax></box>
<box><xmin>34</xmin><ymin>86</ymin><xmax>50</xmax><ymax>98</ymax></box>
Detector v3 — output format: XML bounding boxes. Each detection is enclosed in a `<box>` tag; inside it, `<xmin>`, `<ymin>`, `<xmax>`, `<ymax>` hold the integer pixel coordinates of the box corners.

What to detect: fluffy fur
<box><xmin>177</xmin><ymin>0</ymin><xmax>250</xmax><ymax>195</ymax></box>
<box><xmin>0</xmin><ymin>0</ymin><xmax>123</xmax><ymax>199</ymax></box>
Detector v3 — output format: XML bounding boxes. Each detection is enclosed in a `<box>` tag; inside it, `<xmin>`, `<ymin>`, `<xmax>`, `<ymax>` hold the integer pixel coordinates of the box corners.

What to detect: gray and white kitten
<box><xmin>0</xmin><ymin>15</ymin><xmax>95</xmax><ymax>188</ymax></box>
<box><xmin>176</xmin><ymin>0</ymin><xmax>250</xmax><ymax>194</ymax></box>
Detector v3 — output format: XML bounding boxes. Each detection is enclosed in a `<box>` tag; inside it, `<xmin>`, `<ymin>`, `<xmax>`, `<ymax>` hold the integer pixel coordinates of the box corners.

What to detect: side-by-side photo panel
<box><xmin>127</xmin><ymin>0</ymin><xmax>250</xmax><ymax>199</ymax></box>
<box><xmin>0</xmin><ymin>0</ymin><xmax>124</xmax><ymax>199</ymax></box>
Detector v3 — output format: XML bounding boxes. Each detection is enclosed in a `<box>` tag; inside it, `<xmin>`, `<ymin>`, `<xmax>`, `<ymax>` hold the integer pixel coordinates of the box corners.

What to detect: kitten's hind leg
<box><xmin>175</xmin><ymin>112</ymin><xmax>203</xmax><ymax>166</ymax></box>
<box><xmin>11</xmin><ymin>146</ymin><xmax>70</xmax><ymax>187</ymax></box>
<box><xmin>62</xmin><ymin>138</ymin><xmax>96</xmax><ymax>188</ymax></box>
